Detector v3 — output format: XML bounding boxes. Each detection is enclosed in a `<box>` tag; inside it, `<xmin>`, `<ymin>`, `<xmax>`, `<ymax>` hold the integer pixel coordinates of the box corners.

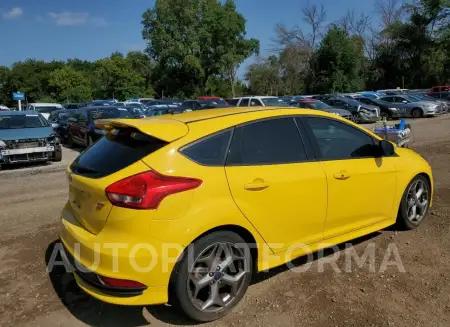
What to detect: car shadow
<box><xmin>45</xmin><ymin>233</ymin><xmax>380</xmax><ymax>326</ymax></box>
<box><xmin>251</xmin><ymin>231</ymin><xmax>381</xmax><ymax>285</ymax></box>
<box><xmin>62</xmin><ymin>144</ymin><xmax>84</xmax><ymax>153</ymax></box>
<box><xmin>45</xmin><ymin>241</ymin><xmax>151</xmax><ymax>327</ymax></box>
<box><xmin>0</xmin><ymin>161</ymin><xmax>53</xmax><ymax>171</ymax></box>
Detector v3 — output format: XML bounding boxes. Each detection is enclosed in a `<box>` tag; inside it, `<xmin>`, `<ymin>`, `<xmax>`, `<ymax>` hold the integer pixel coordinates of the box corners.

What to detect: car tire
<box><xmin>65</xmin><ymin>134</ymin><xmax>74</xmax><ymax>148</ymax></box>
<box><xmin>171</xmin><ymin>231</ymin><xmax>253</xmax><ymax>322</ymax></box>
<box><xmin>411</xmin><ymin>108</ymin><xmax>423</xmax><ymax>118</ymax></box>
<box><xmin>53</xmin><ymin>146</ymin><xmax>62</xmax><ymax>162</ymax></box>
<box><xmin>396</xmin><ymin>175</ymin><xmax>431</xmax><ymax>230</ymax></box>
<box><xmin>350</xmin><ymin>113</ymin><xmax>360</xmax><ymax>123</ymax></box>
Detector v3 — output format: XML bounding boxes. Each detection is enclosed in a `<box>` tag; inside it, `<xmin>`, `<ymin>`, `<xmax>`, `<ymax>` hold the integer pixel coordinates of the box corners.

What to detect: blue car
<box><xmin>0</xmin><ymin>111</ymin><xmax>62</xmax><ymax>169</ymax></box>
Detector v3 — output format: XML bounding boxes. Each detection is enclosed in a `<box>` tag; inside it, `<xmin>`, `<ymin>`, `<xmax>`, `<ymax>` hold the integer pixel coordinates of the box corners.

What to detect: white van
<box><xmin>26</xmin><ymin>103</ymin><xmax>64</xmax><ymax>120</ymax></box>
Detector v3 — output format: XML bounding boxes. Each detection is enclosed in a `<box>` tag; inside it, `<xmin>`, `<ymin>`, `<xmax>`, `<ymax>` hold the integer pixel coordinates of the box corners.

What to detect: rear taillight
<box><xmin>98</xmin><ymin>275</ymin><xmax>146</xmax><ymax>289</ymax></box>
<box><xmin>105</xmin><ymin>170</ymin><xmax>202</xmax><ymax>209</ymax></box>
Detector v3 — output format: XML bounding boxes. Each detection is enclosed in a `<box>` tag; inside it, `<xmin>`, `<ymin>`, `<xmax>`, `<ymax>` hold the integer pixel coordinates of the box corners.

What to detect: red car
<box><xmin>196</xmin><ymin>96</ymin><xmax>221</xmax><ymax>100</ymax></box>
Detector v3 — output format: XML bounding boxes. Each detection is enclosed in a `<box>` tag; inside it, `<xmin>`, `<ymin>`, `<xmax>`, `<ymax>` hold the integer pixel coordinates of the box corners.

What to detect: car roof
<box><xmin>0</xmin><ymin>110</ymin><xmax>41</xmax><ymax>116</ymax></box>
<box><xmin>84</xmin><ymin>106</ymin><xmax>124</xmax><ymax>110</ymax></box>
<box><xmin>147</xmin><ymin>106</ymin><xmax>320</xmax><ymax>124</ymax></box>
<box><xmin>29</xmin><ymin>103</ymin><xmax>63</xmax><ymax>107</ymax></box>
<box><xmin>295</xmin><ymin>98</ymin><xmax>317</xmax><ymax>102</ymax></box>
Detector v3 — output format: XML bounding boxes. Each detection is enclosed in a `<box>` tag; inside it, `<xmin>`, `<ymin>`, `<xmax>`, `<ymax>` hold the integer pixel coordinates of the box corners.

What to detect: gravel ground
<box><xmin>1</xmin><ymin>115</ymin><xmax>450</xmax><ymax>327</ymax></box>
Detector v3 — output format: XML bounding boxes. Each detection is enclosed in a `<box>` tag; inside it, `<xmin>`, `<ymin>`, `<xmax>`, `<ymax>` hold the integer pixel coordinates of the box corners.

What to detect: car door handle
<box><xmin>334</xmin><ymin>171</ymin><xmax>351</xmax><ymax>180</ymax></box>
<box><xmin>244</xmin><ymin>180</ymin><xmax>269</xmax><ymax>190</ymax></box>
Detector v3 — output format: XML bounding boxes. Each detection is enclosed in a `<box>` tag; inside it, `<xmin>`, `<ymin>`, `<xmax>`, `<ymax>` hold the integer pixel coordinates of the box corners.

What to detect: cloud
<box><xmin>90</xmin><ymin>17</ymin><xmax>108</xmax><ymax>27</ymax></box>
<box><xmin>47</xmin><ymin>11</ymin><xmax>108</xmax><ymax>26</ymax></box>
<box><xmin>1</xmin><ymin>7</ymin><xmax>23</xmax><ymax>19</ymax></box>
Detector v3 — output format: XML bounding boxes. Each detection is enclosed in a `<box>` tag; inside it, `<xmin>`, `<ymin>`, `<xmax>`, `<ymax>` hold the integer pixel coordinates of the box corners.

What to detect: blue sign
<box><xmin>13</xmin><ymin>92</ymin><xmax>25</xmax><ymax>101</ymax></box>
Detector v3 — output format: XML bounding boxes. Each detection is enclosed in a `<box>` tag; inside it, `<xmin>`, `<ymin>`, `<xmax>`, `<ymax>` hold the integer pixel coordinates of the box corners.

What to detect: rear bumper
<box><xmin>59</xmin><ymin>202</ymin><xmax>174</xmax><ymax>306</ymax></box>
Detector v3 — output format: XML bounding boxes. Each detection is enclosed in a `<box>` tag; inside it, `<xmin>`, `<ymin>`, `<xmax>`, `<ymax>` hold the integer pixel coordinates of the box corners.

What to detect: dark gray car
<box><xmin>321</xmin><ymin>96</ymin><xmax>380</xmax><ymax>123</ymax></box>
<box><xmin>289</xmin><ymin>99</ymin><xmax>352</xmax><ymax>120</ymax></box>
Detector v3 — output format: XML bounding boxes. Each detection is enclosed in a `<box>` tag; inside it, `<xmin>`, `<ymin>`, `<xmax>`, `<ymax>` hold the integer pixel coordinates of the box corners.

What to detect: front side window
<box><xmin>181</xmin><ymin>130</ymin><xmax>232</xmax><ymax>166</ymax></box>
<box><xmin>250</xmin><ymin>99</ymin><xmax>263</xmax><ymax>106</ymax></box>
<box><xmin>238</xmin><ymin>98</ymin><xmax>249</xmax><ymax>107</ymax></box>
<box><xmin>303</xmin><ymin>117</ymin><xmax>377</xmax><ymax>160</ymax></box>
<box><xmin>227</xmin><ymin>117</ymin><xmax>307</xmax><ymax>165</ymax></box>
<box><xmin>261</xmin><ymin>97</ymin><xmax>283</xmax><ymax>106</ymax></box>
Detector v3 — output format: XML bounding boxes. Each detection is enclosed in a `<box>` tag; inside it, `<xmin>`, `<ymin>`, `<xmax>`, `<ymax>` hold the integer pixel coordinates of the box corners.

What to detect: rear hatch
<box><xmin>68</xmin><ymin>117</ymin><xmax>188</xmax><ymax>234</ymax></box>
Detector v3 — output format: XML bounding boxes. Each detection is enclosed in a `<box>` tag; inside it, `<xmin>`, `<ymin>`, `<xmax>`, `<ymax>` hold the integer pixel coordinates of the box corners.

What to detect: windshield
<box><xmin>88</xmin><ymin>108</ymin><xmax>132</xmax><ymax>121</ymax></box>
<box><xmin>35</xmin><ymin>106</ymin><xmax>61</xmax><ymax>114</ymax></box>
<box><xmin>126</xmin><ymin>103</ymin><xmax>146</xmax><ymax>109</ymax></box>
<box><xmin>403</xmin><ymin>95</ymin><xmax>421</xmax><ymax>102</ymax></box>
<box><xmin>311</xmin><ymin>100</ymin><xmax>332</xmax><ymax>109</ymax></box>
<box><xmin>58</xmin><ymin>112</ymin><xmax>71</xmax><ymax>122</ymax></box>
<box><xmin>262</xmin><ymin>97</ymin><xmax>284</xmax><ymax>106</ymax></box>
<box><xmin>0</xmin><ymin>114</ymin><xmax>48</xmax><ymax>129</ymax></box>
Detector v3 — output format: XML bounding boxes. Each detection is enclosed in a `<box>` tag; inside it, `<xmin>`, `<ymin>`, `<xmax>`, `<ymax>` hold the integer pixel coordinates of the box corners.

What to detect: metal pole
<box><xmin>18</xmin><ymin>99</ymin><xmax>22</xmax><ymax>111</ymax></box>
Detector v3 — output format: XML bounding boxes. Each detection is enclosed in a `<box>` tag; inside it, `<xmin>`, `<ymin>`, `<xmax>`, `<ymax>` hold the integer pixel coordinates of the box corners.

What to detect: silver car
<box><xmin>380</xmin><ymin>95</ymin><xmax>445</xmax><ymax>118</ymax></box>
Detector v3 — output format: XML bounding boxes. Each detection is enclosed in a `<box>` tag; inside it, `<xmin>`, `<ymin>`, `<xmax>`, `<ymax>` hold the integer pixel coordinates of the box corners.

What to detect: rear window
<box><xmin>87</xmin><ymin>108</ymin><xmax>131</xmax><ymax>120</ymax></box>
<box><xmin>70</xmin><ymin>128</ymin><xmax>168</xmax><ymax>178</ymax></box>
<box><xmin>180</xmin><ymin>130</ymin><xmax>232</xmax><ymax>166</ymax></box>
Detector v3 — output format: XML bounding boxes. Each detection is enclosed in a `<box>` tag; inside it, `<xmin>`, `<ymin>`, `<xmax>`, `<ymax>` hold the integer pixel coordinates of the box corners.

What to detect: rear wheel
<box><xmin>53</xmin><ymin>146</ymin><xmax>62</xmax><ymax>162</ymax></box>
<box><xmin>350</xmin><ymin>113</ymin><xmax>360</xmax><ymax>123</ymax></box>
<box><xmin>397</xmin><ymin>175</ymin><xmax>431</xmax><ymax>230</ymax></box>
<box><xmin>411</xmin><ymin>108</ymin><xmax>423</xmax><ymax>118</ymax></box>
<box><xmin>65</xmin><ymin>133</ymin><xmax>74</xmax><ymax>148</ymax></box>
<box><xmin>172</xmin><ymin>231</ymin><xmax>253</xmax><ymax>322</ymax></box>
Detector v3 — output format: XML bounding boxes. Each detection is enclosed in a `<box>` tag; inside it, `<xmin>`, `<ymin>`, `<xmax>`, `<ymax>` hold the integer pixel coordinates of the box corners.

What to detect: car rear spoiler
<box><xmin>95</xmin><ymin>118</ymin><xmax>189</xmax><ymax>142</ymax></box>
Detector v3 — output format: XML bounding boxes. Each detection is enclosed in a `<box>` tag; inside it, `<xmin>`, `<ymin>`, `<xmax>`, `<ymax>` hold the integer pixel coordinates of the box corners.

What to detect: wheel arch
<box><xmin>397</xmin><ymin>172</ymin><xmax>433</xmax><ymax>217</ymax></box>
<box><xmin>167</xmin><ymin>224</ymin><xmax>259</xmax><ymax>303</ymax></box>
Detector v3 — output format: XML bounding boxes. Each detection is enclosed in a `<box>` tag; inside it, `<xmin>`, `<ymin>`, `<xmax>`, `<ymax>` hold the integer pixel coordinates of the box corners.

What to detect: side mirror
<box><xmin>67</xmin><ymin>117</ymin><xmax>77</xmax><ymax>123</ymax></box>
<box><xmin>378</xmin><ymin>140</ymin><xmax>395</xmax><ymax>156</ymax></box>
<box><xmin>402</xmin><ymin>100</ymin><xmax>408</xmax><ymax>104</ymax></box>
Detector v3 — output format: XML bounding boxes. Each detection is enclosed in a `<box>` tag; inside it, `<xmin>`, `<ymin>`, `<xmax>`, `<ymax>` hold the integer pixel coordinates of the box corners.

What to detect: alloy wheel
<box><xmin>406</xmin><ymin>179</ymin><xmax>429</xmax><ymax>224</ymax></box>
<box><xmin>187</xmin><ymin>242</ymin><xmax>248</xmax><ymax>313</ymax></box>
<box><xmin>350</xmin><ymin>113</ymin><xmax>360</xmax><ymax>123</ymax></box>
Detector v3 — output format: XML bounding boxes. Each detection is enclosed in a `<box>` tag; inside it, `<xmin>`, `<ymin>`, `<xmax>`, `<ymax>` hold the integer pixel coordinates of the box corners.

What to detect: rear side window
<box><xmin>70</xmin><ymin>128</ymin><xmax>167</xmax><ymax>178</ymax></box>
<box><xmin>180</xmin><ymin>130</ymin><xmax>232</xmax><ymax>166</ymax></box>
<box><xmin>227</xmin><ymin>117</ymin><xmax>307</xmax><ymax>166</ymax></box>
<box><xmin>238</xmin><ymin>99</ymin><xmax>249</xmax><ymax>107</ymax></box>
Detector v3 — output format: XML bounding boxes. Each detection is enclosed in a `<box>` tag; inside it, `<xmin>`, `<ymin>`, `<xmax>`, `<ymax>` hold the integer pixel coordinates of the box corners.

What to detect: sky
<box><xmin>0</xmin><ymin>0</ymin><xmax>376</xmax><ymax>77</ymax></box>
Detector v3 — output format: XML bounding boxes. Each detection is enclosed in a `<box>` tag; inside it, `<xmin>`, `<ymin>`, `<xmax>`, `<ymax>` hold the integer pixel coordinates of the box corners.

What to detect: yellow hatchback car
<box><xmin>59</xmin><ymin>107</ymin><xmax>433</xmax><ymax>321</ymax></box>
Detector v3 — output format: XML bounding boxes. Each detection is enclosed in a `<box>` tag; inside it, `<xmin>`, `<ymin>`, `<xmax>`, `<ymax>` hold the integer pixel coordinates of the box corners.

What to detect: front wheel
<box><xmin>52</xmin><ymin>146</ymin><xmax>62</xmax><ymax>162</ymax></box>
<box><xmin>350</xmin><ymin>113</ymin><xmax>360</xmax><ymax>123</ymax></box>
<box><xmin>397</xmin><ymin>175</ymin><xmax>431</xmax><ymax>230</ymax></box>
<box><xmin>172</xmin><ymin>231</ymin><xmax>253</xmax><ymax>322</ymax></box>
<box><xmin>411</xmin><ymin>108</ymin><xmax>423</xmax><ymax>118</ymax></box>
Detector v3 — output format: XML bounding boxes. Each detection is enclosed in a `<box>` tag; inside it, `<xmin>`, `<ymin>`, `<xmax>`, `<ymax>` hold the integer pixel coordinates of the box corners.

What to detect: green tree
<box><xmin>48</xmin><ymin>66</ymin><xmax>92</xmax><ymax>103</ymax></box>
<box><xmin>8</xmin><ymin>59</ymin><xmax>65</xmax><ymax>103</ymax></box>
<box><xmin>125</xmin><ymin>51</ymin><xmax>155</xmax><ymax>96</ymax></box>
<box><xmin>94</xmin><ymin>53</ymin><xmax>146</xmax><ymax>100</ymax></box>
<box><xmin>307</xmin><ymin>25</ymin><xmax>366</xmax><ymax>93</ymax></box>
<box><xmin>0</xmin><ymin>66</ymin><xmax>10</xmax><ymax>105</ymax></box>
<box><xmin>369</xmin><ymin>0</ymin><xmax>450</xmax><ymax>88</ymax></box>
<box><xmin>142</xmin><ymin>0</ymin><xmax>259</xmax><ymax>97</ymax></box>
<box><xmin>245</xmin><ymin>56</ymin><xmax>282</xmax><ymax>95</ymax></box>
